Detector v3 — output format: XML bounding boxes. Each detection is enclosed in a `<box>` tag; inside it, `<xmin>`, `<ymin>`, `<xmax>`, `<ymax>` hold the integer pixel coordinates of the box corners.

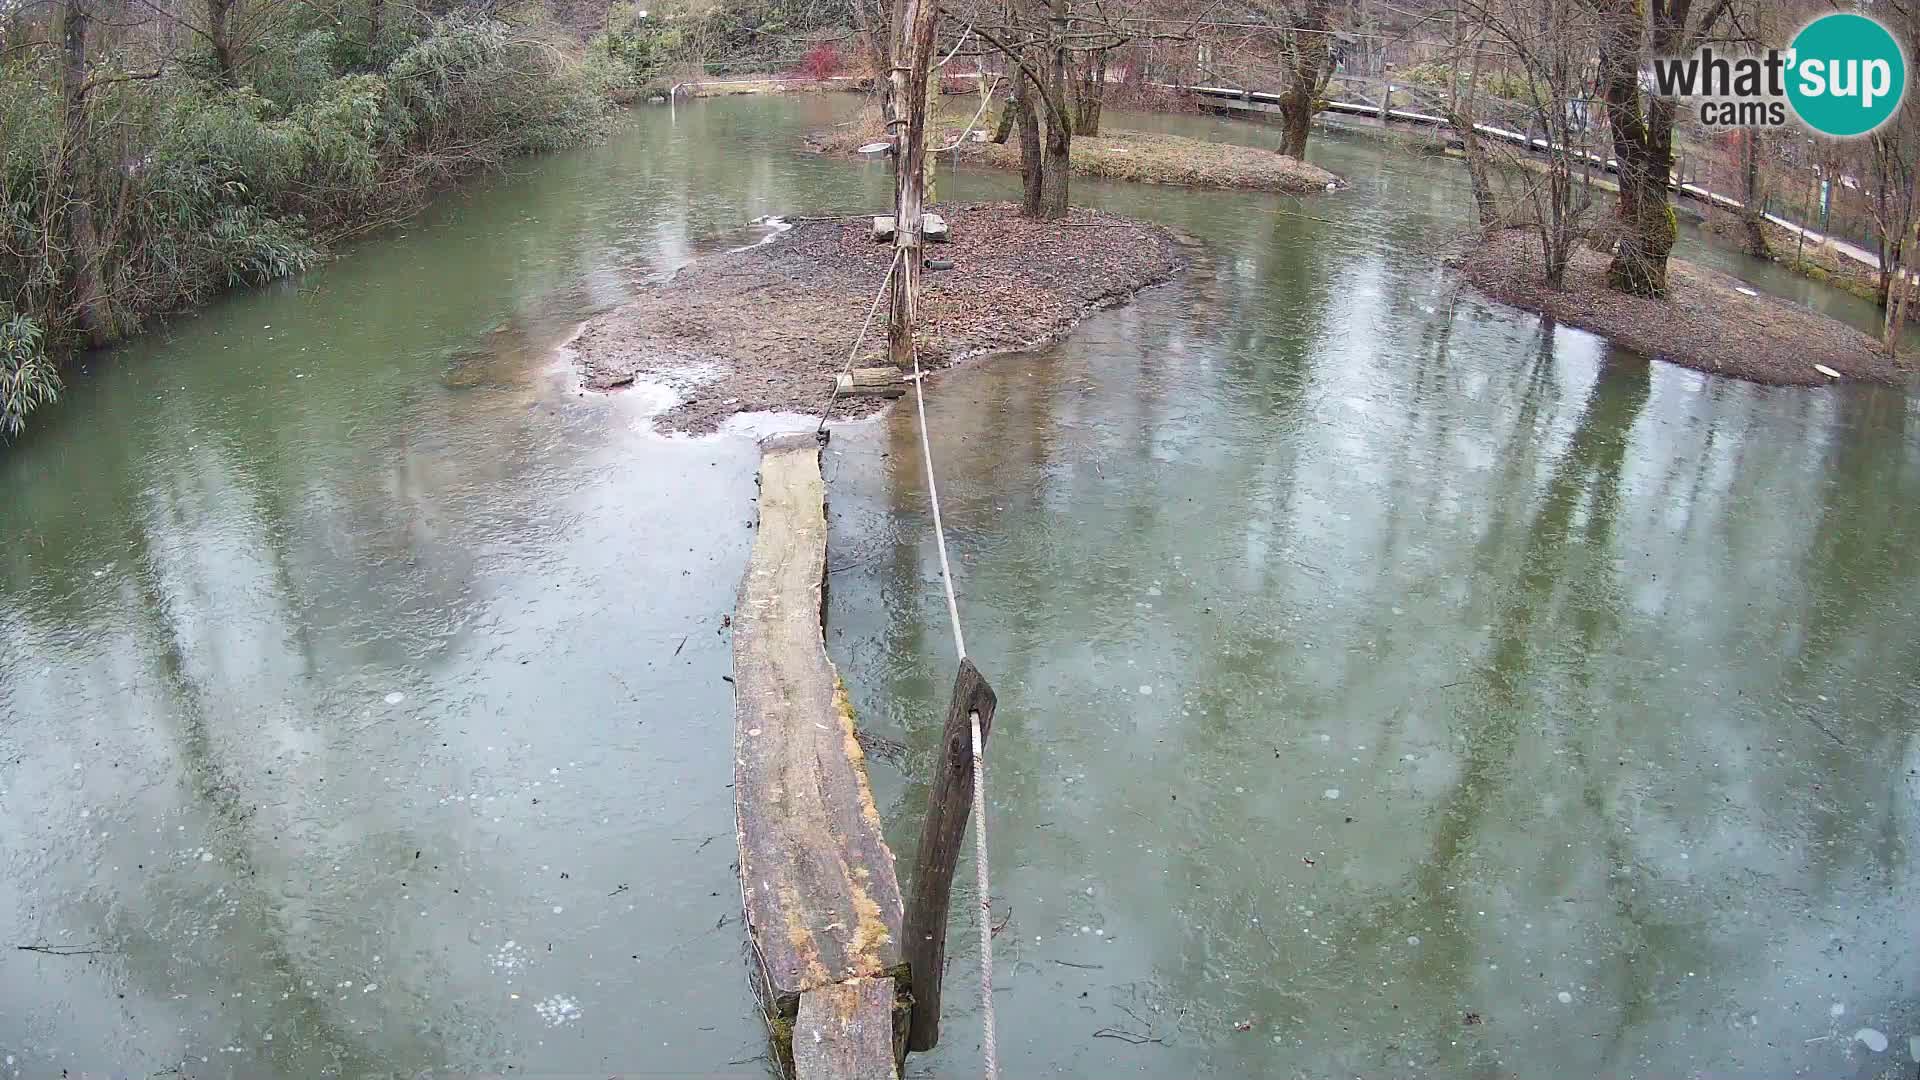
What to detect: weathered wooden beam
<box><xmin>734</xmin><ymin>432</ymin><xmax>907</xmax><ymax>1077</ymax></box>
<box><xmin>794</xmin><ymin>978</ymin><xmax>901</xmax><ymax>1080</ymax></box>
<box><xmin>871</xmin><ymin>214</ymin><xmax>947</xmax><ymax>244</ymax></box>
<box><xmin>900</xmin><ymin>658</ymin><xmax>997</xmax><ymax>1052</ymax></box>
<box><xmin>834</xmin><ymin>367</ymin><xmax>907</xmax><ymax>398</ymax></box>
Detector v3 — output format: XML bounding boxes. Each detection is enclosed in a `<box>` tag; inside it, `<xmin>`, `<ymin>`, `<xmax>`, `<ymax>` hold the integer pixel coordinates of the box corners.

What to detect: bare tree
<box><xmin>1587</xmin><ymin>0</ymin><xmax>1732</xmax><ymax>297</ymax></box>
<box><xmin>1271</xmin><ymin>0</ymin><xmax>1332</xmax><ymax>158</ymax></box>
<box><xmin>1738</xmin><ymin>129</ymin><xmax>1768</xmax><ymax>257</ymax></box>
<box><xmin>1457</xmin><ymin>0</ymin><xmax>1600</xmax><ymax>286</ymax></box>
<box><xmin>1442</xmin><ymin>7</ymin><xmax>1499</xmax><ymax>229</ymax></box>
<box><xmin>57</xmin><ymin>0</ymin><xmax>111</xmax><ymax>346</ymax></box>
<box><xmin>953</xmin><ymin>0</ymin><xmax>1173</xmax><ymax>219</ymax></box>
<box><xmin>1192</xmin><ymin>0</ymin><xmax>1337</xmax><ymax>159</ymax></box>
<box><xmin>1884</xmin><ymin>168</ymin><xmax>1918</xmax><ymax>354</ymax></box>
<box><xmin>852</xmin><ymin>0</ymin><xmax>894</xmax><ymax>119</ymax></box>
<box><xmin>1070</xmin><ymin>41</ymin><xmax>1107</xmax><ymax>134</ymax></box>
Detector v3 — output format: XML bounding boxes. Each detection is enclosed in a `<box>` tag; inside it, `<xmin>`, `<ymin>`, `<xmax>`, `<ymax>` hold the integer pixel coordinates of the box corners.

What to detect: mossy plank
<box><xmin>793</xmin><ymin>978</ymin><xmax>901</xmax><ymax>1080</ymax></box>
<box><xmin>734</xmin><ymin>432</ymin><xmax>905</xmax><ymax>1042</ymax></box>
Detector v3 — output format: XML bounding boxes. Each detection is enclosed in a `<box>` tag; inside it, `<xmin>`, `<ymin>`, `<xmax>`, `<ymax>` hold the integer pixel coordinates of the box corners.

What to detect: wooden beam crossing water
<box><xmin>732</xmin><ymin>433</ymin><xmax>906</xmax><ymax>1079</ymax></box>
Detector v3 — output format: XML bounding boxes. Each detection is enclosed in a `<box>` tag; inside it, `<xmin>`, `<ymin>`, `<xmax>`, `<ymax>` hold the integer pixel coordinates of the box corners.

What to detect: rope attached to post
<box><xmin>817</xmin><ymin>249</ymin><xmax>906</xmax><ymax>435</ymax></box>
<box><xmin>907</xmin><ymin>339</ymin><xmax>997</xmax><ymax>1080</ymax></box>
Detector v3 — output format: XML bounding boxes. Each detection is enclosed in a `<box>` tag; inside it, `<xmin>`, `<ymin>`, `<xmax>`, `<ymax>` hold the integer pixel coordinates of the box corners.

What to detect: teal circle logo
<box><xmin>1787</xmin><ymin>13</ymin><xmax>1906</xmax><ymax>137</ymax></box>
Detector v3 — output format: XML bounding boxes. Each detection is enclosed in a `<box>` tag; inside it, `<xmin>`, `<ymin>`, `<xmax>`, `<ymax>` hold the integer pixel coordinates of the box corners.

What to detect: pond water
<box><xmin>1</xmin><ymin>96</ymin><xmax>1915</xmax><ymax>1078</ymax></box>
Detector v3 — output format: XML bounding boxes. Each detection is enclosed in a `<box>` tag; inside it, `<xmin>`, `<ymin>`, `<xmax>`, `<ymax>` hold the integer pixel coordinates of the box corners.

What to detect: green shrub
<box><xmin>0</xmin><ymin>309</ymin><xmax>56</xmax><ymax>440</ymax></box>
<box><xmin>0</xmin><ymin>13</ymin><xmax>610</xmax><ymax>440</ymax></box>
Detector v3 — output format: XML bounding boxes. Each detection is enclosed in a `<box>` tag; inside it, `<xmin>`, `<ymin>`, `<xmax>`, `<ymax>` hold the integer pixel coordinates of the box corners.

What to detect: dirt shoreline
<box><xmin>1452</xmin><ymin>228</ymin><xmax>1911</xmax><ymax>386</ymax></box>
<box><xmin>572</xmin><ymin>203</ymin><xmax>1189</xmax><ymax>433</ymax></box>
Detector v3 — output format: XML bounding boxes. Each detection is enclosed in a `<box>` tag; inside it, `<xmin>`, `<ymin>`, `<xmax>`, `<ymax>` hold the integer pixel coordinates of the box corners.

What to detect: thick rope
<box><xmin>817</xmin><ymin>249</ymin><xmax>905</xmax><ymax>434</ymax></box>
<box><xmin>907</xmin><ymin>342</ymin><xmax>967</xmax><ymax>661</ymax></box>
<box><xmin>907</xmin><ymin>339</ymin><xmax>996</xmax><ymax>1080</ymax></box>
<box><xmin>970</xmin><ymin>707</ymin><xmax>996</xmax><ymax>1080</ymax></box>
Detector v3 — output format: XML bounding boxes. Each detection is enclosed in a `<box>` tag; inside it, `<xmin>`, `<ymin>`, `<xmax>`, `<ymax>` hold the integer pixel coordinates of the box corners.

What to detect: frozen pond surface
<box><xmin>1</xmin><ymin>96</ymin><xmax>1915</xmax><ymax>1077</ymax></box>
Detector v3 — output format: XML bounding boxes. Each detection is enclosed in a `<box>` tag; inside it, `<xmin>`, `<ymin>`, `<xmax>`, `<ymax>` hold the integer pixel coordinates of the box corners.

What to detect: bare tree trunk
<box><xmin>1886</xmin><ymin>170</ymin><xmax>1920</xmax><ymax>354</ymax></box>
<box><xmin>1885</xmin><ymin>255</ymin><xmax>1911</xmax><ymax>355</ymax></box>
<box><xmin>1073</xmin><ymin>47</ymin><xmax>1107</xmax><ymax>137</ymax></box>
<box><xmin>1446</xmin><ymin>19</ymin><xmax>1498</xmax><ymax>230</ymax></box>
<box><xmin>205</xmin><ymin>0</ymin><xmax>235</xmax><ymax>82</ymax></box>
<box><xmin>367</xmin><ymin>0</ymin><xmax>384</xmax><ymax>63</ymax></box>
<box><xmin>1276</xmin><ymin>0</ymin><xmax>1332</xmax><ymax>159</ymax></box>
<box><xmin>854</xmin><ymin>0</ymin><xmax>894</xmax><ymax>124</ymax></box>
<box><xmin>1796</xmin><ymin>159</ymin><xmax>1814</xmax><ymax>264</ymax></box>
<box><xmin>1870</xmin><ymin>134</ymin><xmax>1910</xmax><ymax>308</ymax></box>
<box><xmin>1031</xmin><ymin>0</ymin><xmax>1072</xmax><ymax>221</ymax></box>
<box><xmin>885</xmin><ymin>0</ymin><xmax>937</xmax><ymax>368</ymax></box>
<box><xmin>58</xmin><ymin>0</ymin><xmax>112</xmax><ymax>348</ymax></box>
<box><xmin>1460</xmin><ymin>130</ymin><xmax>1498</xmax><ymax>229</ymax></box>
<box><xmin>1013</xmin><ymin>68</ymin><xmax>1043</xmax><ymax>215</ymax></box>
<box><xmin>1593</xmin><ymin>0</ymin><xmax>1676</xmax><ymax>297</ymax></box>
<box><xmin>992</xmin><ymin>94</ymin><xmax>1016</xmax><ymax>143</ymax></box>
<box><xmin>1039</xmin><ymin>111</ymin><xmax>1069</xmax><ymax>218</ymax></box>
<box><xmin>1740</xmin><ymin>129</ymin><xmax>1768</xmax><ymax>258</ymax></box>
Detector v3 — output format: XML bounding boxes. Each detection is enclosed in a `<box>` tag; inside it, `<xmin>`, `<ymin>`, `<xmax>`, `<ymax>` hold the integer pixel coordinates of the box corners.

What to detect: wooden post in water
<box><xmin>901</xmin><ymin>658</ymin><xmax>997</xmax><ymax>1052</ymax></box>
<box><xmin>887</xmin><ymin>0</ymin><xmax>938</xmax><ymax>369</ymax></box>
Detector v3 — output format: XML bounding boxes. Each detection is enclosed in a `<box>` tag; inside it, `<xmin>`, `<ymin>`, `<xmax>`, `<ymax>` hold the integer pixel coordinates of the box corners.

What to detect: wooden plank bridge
<box><xmin>733</xmin><ymin>433</ymin><xmax>907</xmax><ymax>1078</ymax></box>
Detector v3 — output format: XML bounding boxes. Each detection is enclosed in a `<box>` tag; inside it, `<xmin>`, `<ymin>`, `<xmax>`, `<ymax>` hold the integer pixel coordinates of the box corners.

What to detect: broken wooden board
<box><xmin>734</xmin><ymin>432</ymin><xmax>907</xmax><ymax>1077</ymax></box>
<box><xmin>793</xmin><ymin>978</ymin><xmax>901</xmax><ymax>1080</ymax></box>
<box><xmin>834</xmin><ymin>367</ymin><xmax>906</xmax><ymax>398</ymax></box>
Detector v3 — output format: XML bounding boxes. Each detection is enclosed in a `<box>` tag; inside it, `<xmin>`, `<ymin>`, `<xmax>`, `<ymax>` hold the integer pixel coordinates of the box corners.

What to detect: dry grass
<box><xmin>810</xmin><ymin>104</ymin><xmax>1341</xmax><ymax>195</ymax></box>
<box><xmin>1453</xmin><ymin>228</ymin><xmax>1909</xmax><ymax>386</ymax></box>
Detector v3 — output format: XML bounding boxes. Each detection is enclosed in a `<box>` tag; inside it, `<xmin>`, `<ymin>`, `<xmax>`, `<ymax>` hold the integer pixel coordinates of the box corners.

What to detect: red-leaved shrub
<box><xmin>796</xmin><ymin>42</ymin><xmax>842</xmax><ymax>81</ymax></box>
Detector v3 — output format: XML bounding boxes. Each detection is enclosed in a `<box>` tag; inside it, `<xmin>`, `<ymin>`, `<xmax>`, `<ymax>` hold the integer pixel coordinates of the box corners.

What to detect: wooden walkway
<box><xmin>1170</xmin><ymin>79</ymin><xmax>1892</xmax><ymax>272</ymax></box>
<box><xmin>732</xmin><ymin>432</ymin><xmax>906</xmax><ymax>1079</ymax></box>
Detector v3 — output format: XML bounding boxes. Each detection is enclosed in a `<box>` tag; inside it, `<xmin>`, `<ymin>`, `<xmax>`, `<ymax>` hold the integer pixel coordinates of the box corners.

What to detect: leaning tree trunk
<box><xmin>1594</xmin><ymin>0</ymin><xmax>1676</xmax><ymax>298</ymax></box>
<box><xmin>992</xmin><ymin>94</ymin><xmax>1016</xmax><ymax>143</ymax></box>
<box><xmin>58</xmin><ymin>0</ymin><xmax>111</xmax><ymax>348</ymax></box>
<box><xmin>1460</xmin><ymin>126</ymin><xmax>1499</xmax><ymax>229</ymax></box>
<box><xmin>1449</xmin><ymin>39</ymin><xmax>1499</xmax><ymax>229</ymax></box>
